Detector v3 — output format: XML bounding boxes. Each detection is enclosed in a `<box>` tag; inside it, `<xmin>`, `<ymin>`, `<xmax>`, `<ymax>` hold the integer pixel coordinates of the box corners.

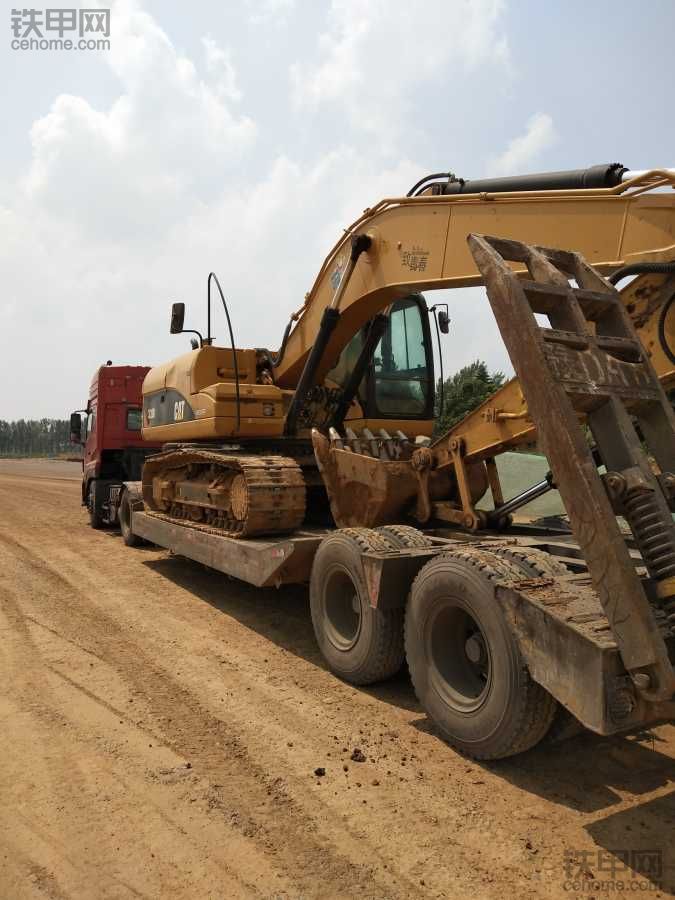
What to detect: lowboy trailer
<box><xmin>113</xmin><ymin>236</ymin><xmax>675</xmax><ymax>761</ymax></box>
<box><xmin>119</xmin><ymin>496</ymin><xmax>675</xmax><ymax>756</ymax></box>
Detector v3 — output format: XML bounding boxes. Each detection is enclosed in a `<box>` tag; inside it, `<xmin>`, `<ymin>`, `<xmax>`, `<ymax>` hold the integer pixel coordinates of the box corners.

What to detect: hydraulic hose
<box><xmin>607</xmin><ymin>262</ymin><xmax>675</xmax><ymax>366</ymax></box>
<box><xmin>406</xmin><ymin>172</ymin><xmax>456</xmax><ymax>197</ymax></box>
<box><xmin>608</xmin><ymin>261</ymin><xmax>675</xmax><ymax>285</ymax></box>
<box><xmin>659</xmin><ymin>293</ymin><xmax>675</xmax><ymax>366</ymax></box>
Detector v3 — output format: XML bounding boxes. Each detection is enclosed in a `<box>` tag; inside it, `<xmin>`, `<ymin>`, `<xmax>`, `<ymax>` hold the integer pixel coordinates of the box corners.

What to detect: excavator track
<box><xmin>142</xmin><ymin>449</ymin><xmax>306</xmax><ymax>539</ymax></box>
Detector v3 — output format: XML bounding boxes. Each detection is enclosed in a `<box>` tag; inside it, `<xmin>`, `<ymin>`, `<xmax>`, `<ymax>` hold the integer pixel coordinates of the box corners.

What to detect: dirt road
<box><xmin>1</xmin><ymin>458</ymin><xmax>673</xmax><ymax>899</ymax></box>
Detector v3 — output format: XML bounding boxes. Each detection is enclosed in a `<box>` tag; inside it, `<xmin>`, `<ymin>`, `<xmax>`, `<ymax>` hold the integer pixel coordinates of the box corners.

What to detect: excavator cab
<box><xmin>327</xmin><ymin>294</ymin><xmax>436</xmax><ymax>435</ymax></box>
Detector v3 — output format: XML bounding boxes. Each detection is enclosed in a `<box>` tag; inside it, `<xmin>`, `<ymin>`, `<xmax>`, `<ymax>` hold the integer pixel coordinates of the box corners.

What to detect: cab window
<box><xmin>327</xmin><ymin>331</ymin><xmax>363</xmax><ymax>389</ymax></box>
<box><xmin>372</xmin><ymin>299</ymin><xmax>430</xmax><ymax>417</ymax></box>
<box><xmin>126</xmin><ymin>408</ymin><xmax>142</xmax><ymax>431</ymax></box>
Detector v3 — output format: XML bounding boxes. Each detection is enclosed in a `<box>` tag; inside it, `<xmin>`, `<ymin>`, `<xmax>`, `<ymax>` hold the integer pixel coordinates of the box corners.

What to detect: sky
<box><xmin>1</xmin><ymin>0</ymin><xmax>674</xmax><ymax>420</ymax></box>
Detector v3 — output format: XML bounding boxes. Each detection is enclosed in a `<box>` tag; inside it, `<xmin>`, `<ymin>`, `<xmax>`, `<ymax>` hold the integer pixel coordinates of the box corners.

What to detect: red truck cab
<box><xmin>70</xmin><ymin>363</ymin><xmax>162</xmax><ymax>528</ymax></box>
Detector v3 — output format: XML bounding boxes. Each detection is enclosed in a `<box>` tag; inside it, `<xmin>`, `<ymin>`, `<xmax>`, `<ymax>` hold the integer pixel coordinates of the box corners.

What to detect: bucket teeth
<box><xmin>329</xmin><ymin>427</ymin><xmax>412</xmax><ymax>460</ymax></box>
<box><xmin>362</xmin><ymin>428</ymin><xmax>380</xmax><ymax>458</ymax></box>
<box><xmin>345</xmin><ymin>427</ymin><xmax>362</xmax><ymax>454</ymax></box>
<box><xmin>378</xmin><ymin>428</ymin><xmax>396</xmax><ymax>460</ymax></box>
<box><xmin>328</xmin><ymin>427</ymin><xmax>344</xmax><ymax>450</ymax></box>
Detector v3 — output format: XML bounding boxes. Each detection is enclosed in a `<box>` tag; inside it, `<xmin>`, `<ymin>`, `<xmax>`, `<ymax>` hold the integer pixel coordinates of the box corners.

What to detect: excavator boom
<box><xmin>274</xmin><ymin>167</ymin><xmax>675</xmax><ymax>390</ymax></box>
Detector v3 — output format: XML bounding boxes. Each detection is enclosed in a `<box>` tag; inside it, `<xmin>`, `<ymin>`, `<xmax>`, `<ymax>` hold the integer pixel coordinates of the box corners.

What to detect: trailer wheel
<box><xmin>310</xmin><ymin>528</ymin><xmax>405</xmax><ymax>685</ymax></box>
<box><xmin>405</xmin><ymin>547</ymin><xmax>557</xmax><ymax>759</ymax></box>
<box><xmin>87</xmin><ymin>481</ymin><xmax>105</xmax><ymax>530</ymax></box>
<box><xmin>119</xmin><ymin>490</ymin><xmax>142</xmax><ymax>547</ymax></box>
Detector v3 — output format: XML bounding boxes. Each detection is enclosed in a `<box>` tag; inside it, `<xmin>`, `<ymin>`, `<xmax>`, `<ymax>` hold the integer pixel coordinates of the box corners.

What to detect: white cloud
<box><xmin>290</xmin><ymin>0</ymin><xmax>511</xmax><ymax>132</ymax></box>
<box><xmin>20</xmin><ymin>1</ymin><xmax>255</xmax><ymax>240</ymax></box>
<box><xmin>0</xmin><ymin>0</ymin><xmax>523</xmax><ymax>421</ymax></box>
<box><xmin>0</xmin><ymin>2</ymin><xmax>431</xmax><ymax>419</ymax></box>
<box><xmin>491</xmin><ymin>112</ymin><xmax>556</xmax><ymax>176</ymax></box>
<box><xmin>248</xmin><ymin>0</ymin><xmax>296</xmax><ymax>26</ymax></box>
<box><xmin>202</xmin><ymin>37</ymin><xmax>242</xmax><ymax>103</ymax></box>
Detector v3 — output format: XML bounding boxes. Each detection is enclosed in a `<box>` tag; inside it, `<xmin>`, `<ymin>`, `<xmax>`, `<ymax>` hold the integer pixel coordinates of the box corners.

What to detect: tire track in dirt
<box><xmin>0</xmin><ymin>534</ymin><xmax>286</xmax><ymax>897</ymax></box>
<box><xmin>0</xmin><ymin>523</ymin><xmax>423</xmax><ymax>898</ymax></box>
<box><xmin>0</xmin><ymin>521</ymin><xmax>521</xmax><ymax>897</ymax></box>
<box><xmin>3</xmin><ymin>460</ymin><xmax>675</xmax><ymax>899</ymax></box>
<box><xmin>0</xmin><ymin>581</ymin><xmax>167</xmax><ymax>898</ymax></box>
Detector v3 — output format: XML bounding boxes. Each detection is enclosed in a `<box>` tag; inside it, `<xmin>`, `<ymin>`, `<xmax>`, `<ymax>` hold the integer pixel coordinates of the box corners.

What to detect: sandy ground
<box><xmin>0</xmin><ymin>457</ymin><xmax>674</xmax><ymax>900</ymax></box>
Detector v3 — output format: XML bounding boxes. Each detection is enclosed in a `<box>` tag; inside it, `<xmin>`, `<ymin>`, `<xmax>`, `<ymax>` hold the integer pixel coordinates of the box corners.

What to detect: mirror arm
<box><xmin>178</xmin><ymin>329</ymin><xmax>204</xmax><ymax>348</ymax></box>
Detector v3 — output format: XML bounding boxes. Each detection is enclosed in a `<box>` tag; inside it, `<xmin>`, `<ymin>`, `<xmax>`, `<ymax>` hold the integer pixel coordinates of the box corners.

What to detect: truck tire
<box><xmin>310</xmin><ymin>528</ymin><xmax>405</xmax><ymax>685</ymax></box>
<box><xmin>119</xmin><ymin>490</ymin><xmax>142</xmax><ymax>547</ymax></box>
<box><xmin>405</xmin><ymin>547</ymin><xmax>557</xmax><ymax>759</ymax></box>
<box><xmin>375</xmin><ymin>524</ymin><xmax>433</xmax><ymax>549</ymax></box>
<box><xmin>87</xmin><ymin>481</ymin><xmax>105</xmax><ymax>530</ymax></box>
<box><xmin>487</xmin><ymin>544</ymin><xmax>569</xmax><ymax>578</ymax></box>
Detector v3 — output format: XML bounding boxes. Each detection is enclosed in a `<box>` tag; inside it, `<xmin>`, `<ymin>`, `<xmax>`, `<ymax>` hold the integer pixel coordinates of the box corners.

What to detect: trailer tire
<box><xmin>87</xmin><ymin>481</ymin><xmax>105</xmax><ymax>530</ymax></box>
<box><xmin>310</xmin><ymin>528</ymin><xmax>405</xmax><ymax>685</ymax></box>
<box><xmin>375</xmin><ymin>525</ymin><xmax>433</xmax><ymax>549</ymax></box>
<box><xmin>487</xmin><ymin>544</ymin><xmax>568</xmax><ymax>578</ymax></box>
<box><xmin>119</xmin><ymin>490</ymin><xmax>142</xmax><ymax>547</ymax></box>
<box><xmin>405</xmin><ymin>547</ymin><xmax>557</xmax><ymax>759</ymax></box>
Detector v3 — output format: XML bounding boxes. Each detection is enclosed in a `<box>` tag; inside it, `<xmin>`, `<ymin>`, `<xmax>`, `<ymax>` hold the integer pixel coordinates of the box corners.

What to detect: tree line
<box><xmin>0</xmin><ymin>419</ymin><xmax>80</xmax><ymax>458</ymax></box>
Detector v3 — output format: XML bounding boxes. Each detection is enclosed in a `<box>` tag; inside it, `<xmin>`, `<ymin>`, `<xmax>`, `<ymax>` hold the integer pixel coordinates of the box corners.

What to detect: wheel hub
<box><xmin>323</xmin><ymin>566</ymin><xmax>362</xmax><ymax>652</ymax></box>
<box><xmin>427</xmin><ymin>602</ymin><xmax>492</xmax><ymax>713</ymax></box>
<box><xmin>465</xmin><ymin>633</ymin><xmax>487</xmax><ymax>666</ymax></box>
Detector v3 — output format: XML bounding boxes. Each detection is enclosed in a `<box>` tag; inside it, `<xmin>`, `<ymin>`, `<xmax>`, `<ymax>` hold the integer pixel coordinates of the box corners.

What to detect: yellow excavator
<box><xmin>123</xmin><ymin>163</ymin><xmax>675</xmax><ymax>759</ymax></box>
<box><xmin>141</xmin><ymin>163</ymin><xmax>675</xmax><ymax>537</ymax></box>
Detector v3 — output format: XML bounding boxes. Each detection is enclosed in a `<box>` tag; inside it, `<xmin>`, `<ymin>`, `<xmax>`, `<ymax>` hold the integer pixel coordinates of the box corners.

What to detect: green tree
<box><xmin>435</xmin><ymin>360</ymin><xmax>506</xmax><ymax>436</ymax></box>
<box><xmin>0</xmin><ymin>419</ymin><xmax>75</xmax><ymax>458</ymax></box>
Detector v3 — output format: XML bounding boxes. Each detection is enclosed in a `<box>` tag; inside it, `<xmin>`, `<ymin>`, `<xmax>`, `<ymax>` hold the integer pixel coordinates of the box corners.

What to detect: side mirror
<box><xmin>438</xmin><ymin>310</ymin><xmax>450</xmax><ymax>334</ymax></box>
<box><xmin>69</xmin><ymin>412</ymin><xmax>82</xmax><ymax>444</ymax></box>
<box><xmin>170</xmin><ymin>302</ymin><xmax>185</xmax><ymax>334</ymax></box>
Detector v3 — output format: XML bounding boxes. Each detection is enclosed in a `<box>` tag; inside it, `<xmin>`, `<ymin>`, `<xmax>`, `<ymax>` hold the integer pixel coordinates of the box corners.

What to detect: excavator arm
<box><xmin>300</xmin><ymin>168</ymin><xmax>675</xmax><ymax>531</ymax></box>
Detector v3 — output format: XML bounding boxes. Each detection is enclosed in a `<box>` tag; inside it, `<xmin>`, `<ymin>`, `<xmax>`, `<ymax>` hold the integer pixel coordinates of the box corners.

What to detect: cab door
<box><xmin>364</xmin><ymin>296</ymin><xmax>434</xmax><ymax>421</ymax></box>
<box><xmin>83</xmin><ymin>405</ymin><xmax>98</xmax><ymax>478</ymax></box>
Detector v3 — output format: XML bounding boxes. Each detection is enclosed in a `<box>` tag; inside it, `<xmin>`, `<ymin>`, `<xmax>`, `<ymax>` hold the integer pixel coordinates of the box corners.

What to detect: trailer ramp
<box><xmin>468</xmin><ymin>233</ymin><xmax>675</xmax><ymax>702</ymax></box>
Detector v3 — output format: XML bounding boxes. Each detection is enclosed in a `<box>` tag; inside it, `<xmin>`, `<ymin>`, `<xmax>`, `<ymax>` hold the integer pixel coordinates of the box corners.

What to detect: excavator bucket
<box><xmin>312</xmin><ymin>425</ymin><xmax>489</xmax><ymax>528</ymax></box>
<box><xmin>311</xmin><ymin>429</ymin><xmax>421</xmax><ymax>527</ymax></box>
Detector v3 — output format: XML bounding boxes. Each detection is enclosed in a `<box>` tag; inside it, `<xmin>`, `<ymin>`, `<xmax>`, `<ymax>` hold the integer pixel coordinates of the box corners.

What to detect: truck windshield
<box><xmin>127</xmin><ymin>408</ymin><xmax>142</xmax><ymax>431</ymax></box>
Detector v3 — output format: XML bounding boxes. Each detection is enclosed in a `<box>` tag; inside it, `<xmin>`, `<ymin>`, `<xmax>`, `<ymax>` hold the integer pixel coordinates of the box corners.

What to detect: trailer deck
<box><xmin>132</xmin><ymin>510</ymin><xmax>328</xmax><ymax>587</ymax></box>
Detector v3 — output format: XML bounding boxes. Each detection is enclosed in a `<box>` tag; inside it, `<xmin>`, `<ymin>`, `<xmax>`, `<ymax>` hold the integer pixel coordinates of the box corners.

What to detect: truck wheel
<box><xmin>87</xmin><ymin>481</ymin><xmax>105</xmax><ymax>530</ymax></box>
<box><xmin>310</xmin><ymin>528</ymin><xmax>405</xmax><ymax>685</ymax></box>
<box><xmin>119</xmin><ymin>490</ymin><xmax>142</xmax><ymax>547</ymax></box>
<box><xmin>405</xmin><ymin>547</ymin><xmax>557</xmax><ymax>759</ymax></box>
